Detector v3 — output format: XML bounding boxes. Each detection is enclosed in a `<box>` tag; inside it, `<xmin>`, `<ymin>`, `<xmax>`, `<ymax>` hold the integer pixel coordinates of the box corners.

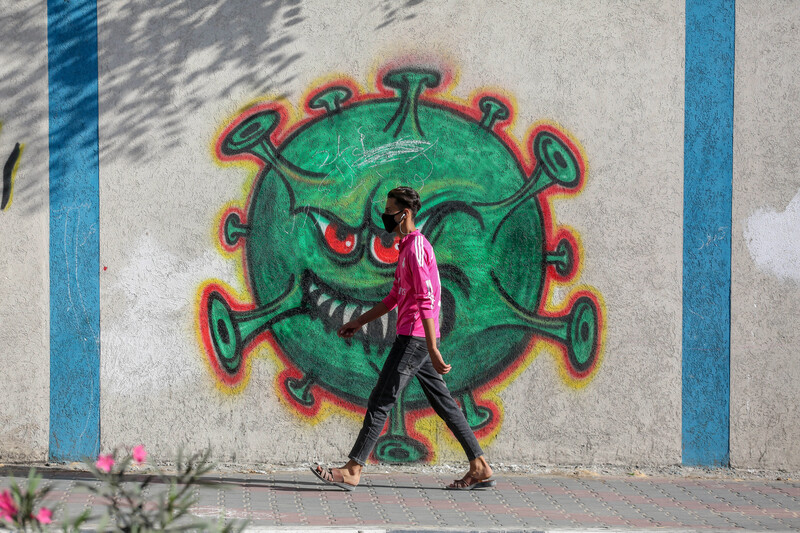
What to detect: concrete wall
<box><xmin>732</xmin><ymin>1</ymin><xmax>800</xmax><ymax>470</ymax></box>
<box><xmin>96</xmin><ymin>0</ymin><xmax>684</xmax><ymax>466</ymax></box>
<box><xmin>0</xmin><ymin>0</ymin><xmax>796</xmax><ymax>470</ymax></box>
<box><xmin>0</xmin><ymin>0</ymin><xmax>50</xmax><ymax>462</ymax></box>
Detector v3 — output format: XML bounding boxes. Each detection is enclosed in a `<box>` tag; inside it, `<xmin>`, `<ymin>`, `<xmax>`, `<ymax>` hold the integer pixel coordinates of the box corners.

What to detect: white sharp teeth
<box><xmin>342</xmin><ymin>304</ymin><xmax>357</xmax><ymax>324</ymax></box>
<box><xmin>317</xmin><ymin>293</ymin><xmax>331</xmax><ymax>307</ymax></box>
<box><xmin>331</xmin><ymin>300</ymin><xmax>347</xmax><ymax>316</ymax></box>
<box><xmin>380</xmin><ymin>315</ymin><xmax>388</xmax><ymax>339</ymax></box>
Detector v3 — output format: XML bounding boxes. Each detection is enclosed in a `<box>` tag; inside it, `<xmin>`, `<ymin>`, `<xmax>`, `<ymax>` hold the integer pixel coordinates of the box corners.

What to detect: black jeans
<box><xmin>348</xmin><ymin>335</ymin><xmax>483</xmax><ymax>465</ymax></box>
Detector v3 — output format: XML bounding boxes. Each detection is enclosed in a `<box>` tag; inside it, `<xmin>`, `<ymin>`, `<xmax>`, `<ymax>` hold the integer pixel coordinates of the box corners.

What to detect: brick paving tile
<box><xmin>647</xmin><ymin>496</ymin><xmax>681</xmax><ymax>506</ymax></box>
<box><xmin>299</xmin><ymin>517</ymin><xmax>330</xmax><ymax>526</ymax></box>
<box><xmin>467</xmin><ymin>519</ymin><xmax>506</xmax><ymax>529</ymax></box>
<box><xmin>539</xmin><ymin>509</ymin><xmax>571</xmax><ymax>519</ymax></box>
<box><xmin>633</xmin><ymin>482</ymin><xmax>665</xmax><ymax>494</ymax></box>
<box><xmin>398</xmin><ymin>496</ymin><xmax>428</xmax><ymax>508</ymax></box>
<box><xmin>545</xmin><ymin>519</ymin><xmax>578</xmax><ymax>528</ymax></box>
<box><xmin>622</xmin><ymin>517</ymin><xmax>658</xmax><ymax>527</ymax></box>
<box><xmin>508</xmin><ymin>475</ymin><xmax>538</xmax><ymax>484</ymax></box>
<box><xmin>612</xmin><ymin>507</ymin><xmax>653</xmax><ymax>519</ymax></box>
<box><xmin>722</xmin><ymin>495</ymin><xmax>759</xmax><ymax>506</ymax></box>
<box><xmin>681</xmin><ymin>499</ymin><xmax>716</xmax><ymax>510</ymax></box>
<box><xmin>519</xmin><ymin>519</ymin><xmax>550</xmax><ymax>529</ymax></box>
<box><xmin>550</xmin><ymin>495</ymin><xmax>579</xmax><ymax>506</ymax></box>
<box><xmin>563</xmin><ymin>511</ymin><xmax>604</xmax><ymax>521</ymax></box>
<box><xmin>605</xmin><ymin>483</ymin><xmax>642</xmax><ymax>494</ymax></box>
<box><xmin>748</xmin><ymin>494</ymin><xmax>786</xmax><ymax>505</ymax></box>
<box><xmin>510</xmin><ymin>507</ymin><xmax>545</xmax><ymax>518</ymax></box>
<box><xmin>578</xmin><ymin>500</ymin><xmax>613</xmax><ymax>510</ymax></box>
<box><xmin>758</xmin><ymin>518</ymin><xmax>797</xmax><ymax>530</ymax></box>
<box><xmin>623</xmin><ymin>494</ymin><xmax>656</xmax><ymax>504</ymax></box>
<box><xmin>520</xmin><ymin>483</ymin><xmax>550</xmax><ymax>493</ymax></box>
<box><xmin>592</xmin><ymin>491</ymin><xmax>627</xmax><ymax>502</ymax></box>
<box><xmin>735</xmin><ymin>517</ymin><xmax>783</xmax><ymax>530</ymax></box>
<box><xmin>658</xmin><ymin>486</ymin><xmax>694</xmax><ymax>498</ymax></box>
<box><xmin>767</xmin><ymin>494</ymin><xmax>800</xmax><ymax>508</ymax></box>
<box><xmin>541</xmin><ymin>486</ymin><xmax>572</xmax><ymax>495</ymax></box>
<box><xmin>420</xmin><ymin>491</ymin><xmax>454</xmax><ymax>499</ymax></box>
<box><xmin>592</xmin><ymin>515</ymin><xmax>632</xmax><ymax>526</ymax></box>
<box><xmin>637</xmin><ymin>510</ymin><xmax>683</xmax><ymax>523</ymax></box>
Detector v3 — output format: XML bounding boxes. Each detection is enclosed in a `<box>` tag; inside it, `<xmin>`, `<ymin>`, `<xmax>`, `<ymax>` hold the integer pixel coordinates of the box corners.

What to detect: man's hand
<box><xmin>429</xmin><ymin>348</ymin><xmax>451</xmax><ymax>375</ymax></box>
<box><xmin>338</xmin><ymin>319</ymin><xmax>361</xmax><ymax>338</ymax></box>
<box><xmin>338</xmin><ymin>303</ymin><xmax>389</xmax><ymax>339</ymax></box>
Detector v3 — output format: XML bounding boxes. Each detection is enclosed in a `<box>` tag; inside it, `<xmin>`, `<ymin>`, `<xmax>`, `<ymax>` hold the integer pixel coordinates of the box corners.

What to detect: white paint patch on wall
<box><xmin>744</xmin><ymin>188</ymin><xmax>800</xmax><ymax>282</ymax></box>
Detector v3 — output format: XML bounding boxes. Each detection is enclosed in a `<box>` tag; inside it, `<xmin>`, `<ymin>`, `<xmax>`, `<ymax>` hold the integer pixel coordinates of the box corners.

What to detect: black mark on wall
<box><xmin>2</xmin><ymin>143</ymin><xmax>20</xmax><ymax>210</ymax></box>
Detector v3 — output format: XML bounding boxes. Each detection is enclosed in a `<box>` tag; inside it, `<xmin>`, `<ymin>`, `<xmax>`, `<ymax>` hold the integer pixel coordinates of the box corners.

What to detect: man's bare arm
<box><xmin>337</xmin><ymin>302</ymin><xmax>390</xmax><ymax>338</ymax></box>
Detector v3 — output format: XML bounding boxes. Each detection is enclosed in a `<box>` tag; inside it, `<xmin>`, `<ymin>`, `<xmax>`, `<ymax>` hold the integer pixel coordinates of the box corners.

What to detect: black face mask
<box><xmin>381</xmin><ymin>210</ymin><xmax>405</xmax><ymax>233</ymax></box>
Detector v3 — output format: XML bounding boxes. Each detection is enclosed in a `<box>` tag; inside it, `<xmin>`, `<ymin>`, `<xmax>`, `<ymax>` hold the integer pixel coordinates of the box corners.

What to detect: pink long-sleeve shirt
<box><xmin>381</xmin><ymin>230</ymin><xmax>441</xmax><ymax>338</ymax></box>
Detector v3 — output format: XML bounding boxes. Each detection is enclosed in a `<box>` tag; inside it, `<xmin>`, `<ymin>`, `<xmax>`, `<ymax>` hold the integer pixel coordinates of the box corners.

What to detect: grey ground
<box><xmin>1</xmin><ymin>463</ymin><xmax>798</xmax><ymax>532</ymax></box>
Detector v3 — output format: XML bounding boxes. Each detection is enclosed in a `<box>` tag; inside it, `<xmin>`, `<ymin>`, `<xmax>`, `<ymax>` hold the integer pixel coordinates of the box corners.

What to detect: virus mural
<box><xmin>199</xmin><ymin>64</ymin><xmax>604</xmax><ymax>463</ymax></box>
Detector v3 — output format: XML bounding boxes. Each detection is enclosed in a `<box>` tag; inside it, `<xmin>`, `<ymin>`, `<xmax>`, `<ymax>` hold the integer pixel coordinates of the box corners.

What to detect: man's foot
<box><xmin>311</xmin><ymin>463</ymin><xmax>360</xmax><ymax>491</ymax></box>
<box><xmin>446</xmin><ymin>474</ymin><xmax>497</xmax><ymax>490</ymax></box>
<box><xmin>447</xmin><ymin>456</ymin><xmax>494</xmax><ymax>490</ymax></box>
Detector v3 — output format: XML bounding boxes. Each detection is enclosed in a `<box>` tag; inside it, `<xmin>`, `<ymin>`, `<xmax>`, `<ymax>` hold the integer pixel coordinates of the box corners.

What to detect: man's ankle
<box><xmin>470</xmin><ymin>456</ymin><xmax>490</xmax><ymax>473</ymax></box>
<box><xmin>345</xmin><ymin>460</ymin><xmax>362</xmax><ymax>474</ymax></box>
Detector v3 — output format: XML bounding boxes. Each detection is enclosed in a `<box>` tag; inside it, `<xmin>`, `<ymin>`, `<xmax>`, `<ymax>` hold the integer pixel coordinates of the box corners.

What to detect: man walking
<box><xmin>311</xmin><ymin>186</ymin><xmax>495</xmax><ymax>491</ymax></box>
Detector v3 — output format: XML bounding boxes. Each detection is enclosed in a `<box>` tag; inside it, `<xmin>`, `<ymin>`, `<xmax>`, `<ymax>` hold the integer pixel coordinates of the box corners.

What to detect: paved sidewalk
<box><xmin>2</xmin><ymin>467</ymin><xmax>799</xmax><ymax>531</ymax></box>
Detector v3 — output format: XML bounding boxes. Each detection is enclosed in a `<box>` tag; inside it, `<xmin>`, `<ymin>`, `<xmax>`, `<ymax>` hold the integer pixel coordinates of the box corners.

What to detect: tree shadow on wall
<box><xmin>0</xmin><ymin>2</ymin><xmax>48</xmax><ymax>216</ymax></box>
<box><xmin>2</xmin><ymin>0</ymin><xmax>430</xmax><ymax>215</ymax></box>
<box><xmin>97</xmin><ymin>0</ymin><xmax>307</xmax><ymax>163</ymax></box>
<box><xmin>96</xmin><ymin>0</ymin><xmax>429</xmax><ymax>164</ymax></box>
<box><xmin>374</xmin><ymin>0</ymin><xmax>427</xmax><ymax>30</ymax></box>
<box><xmin>98</xmin><ymin>0</ymin><xmax>423</xmax><ymax>164</ymax></box>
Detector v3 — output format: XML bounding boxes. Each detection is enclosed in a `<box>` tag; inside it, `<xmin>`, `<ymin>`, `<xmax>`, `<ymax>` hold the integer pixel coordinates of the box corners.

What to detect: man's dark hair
<box><xmin>387</xmin><ymin>186</ymin><xmax>422</xmax><ymax>217</ymax></box>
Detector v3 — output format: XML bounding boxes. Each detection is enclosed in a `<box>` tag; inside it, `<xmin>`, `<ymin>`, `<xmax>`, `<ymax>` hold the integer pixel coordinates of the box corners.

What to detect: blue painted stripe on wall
<box><xmin>683</xmin><ymin>0</ymin><xmax>735</xmax><ymax>466</ymax></box>
<box><xmin>47</xmin><ymin>0</ymin><xmax>101</xmax><ymax>461</ymax></box>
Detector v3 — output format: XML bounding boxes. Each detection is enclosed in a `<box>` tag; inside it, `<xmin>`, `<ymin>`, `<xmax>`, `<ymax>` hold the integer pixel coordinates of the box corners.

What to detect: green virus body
<box><xmin>200</xmin><ymin>67</ymin><xmax>603</xmax><ymax>463</ymax></box>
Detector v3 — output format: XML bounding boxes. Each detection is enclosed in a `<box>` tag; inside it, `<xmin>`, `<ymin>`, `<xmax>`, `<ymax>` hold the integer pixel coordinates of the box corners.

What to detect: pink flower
<box><xmin>95</xmin><ymin>454</ymin><xmax>115</xmax><ymax>473</ymax></box>
<box><xmin>132</xmin><ymin>445</ymin><xmax>147</xmax><ymax>464</ymax></box>
<box><xmin>0</xmin><ymin>490</ymin><xmax>17</xmax><ymax>521</ymax></box>
<box><xmin>33</xmin><ymin>507</ymin><xmax>52</xmax><ymax>524</ymax></box>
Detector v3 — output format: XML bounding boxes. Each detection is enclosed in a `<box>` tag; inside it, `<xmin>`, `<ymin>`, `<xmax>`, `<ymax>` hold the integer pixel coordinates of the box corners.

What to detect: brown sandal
<box><xmin>446</xmin><ymin>474</ymin><xmax>497</xmax><ymax>490</ymax></box>
<box><xmin>310</xmin><ymin>464</ymin><xmax>357</xmax><ymax>491</ymax></box>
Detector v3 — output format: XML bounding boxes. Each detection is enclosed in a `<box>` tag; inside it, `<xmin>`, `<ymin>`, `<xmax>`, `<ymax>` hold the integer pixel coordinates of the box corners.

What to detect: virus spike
<box><xmin>478</xmin><ymin>96</ymin><xmax>510</xmax><ymax>131</ymax></box>
<box><xmin>545</xmin><ymin>238</ymin><xmax>573</xmax><ymax>277</ymax></box>
<box><xmin>374</xmin><ymin>391</ymin><xmax>427</xmax><ymax>463</ymax></box>
<box><xmin>205</xmin><ymin>277</ymin><xmax>298</xmax><ymax>376</ymax></box>
<box><xmin>495</xmin><ymin>287</ymin><xmax>600</xmax><ymax>376</ymax></box>
<box><xmin>308</xmin><ymin>86</ymin><xmax>353</xmax><ymax>114</ymax></box>
<box><xmin>382</xmin><ymin>68</ymin><xmax>441</xmax><ymax>138</ymax></box>
<box><xmin>459</xmin><ymin>391</ymin><xmax>493</xmax><ymax>430</ymax></box>
<box><xmin>221</xmin><ymin>110</ymin><xmax>327</xmax><ymax>182</ymax></box>
<box><xmin>530</xmin><ymin>131</ymin><xmax>581</xmax><ymax>190</ymax></box>
<box><xmin>206</xmin><ymin>291</ymin><xmax>245</xmax><ymax>375</ymax></box>
<box><xmin>223</xmin><ymin>212</ymin><xmax>250</xmax><ymax>246</ymax></box>
<box><xmin>474</xmin><ymin>130</ymin><xmax>582</xmax><ymax>209</ymax></box>
<box><xmin>285</xmin><ymin>374</ymin><xmax>316</xmax><ymax>407</ymax></box>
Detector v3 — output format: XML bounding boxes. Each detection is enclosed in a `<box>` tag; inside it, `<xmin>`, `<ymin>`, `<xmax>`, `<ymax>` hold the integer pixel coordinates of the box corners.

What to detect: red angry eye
<box><xmin>324</xmin><ymin>223</ymin><xmax>358</xmax><ymax>255</ymax></box>
<box><xmin>371</xmin><ymin>235</ymin><xmax>400</xmax><ymax>264</ymax></box>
